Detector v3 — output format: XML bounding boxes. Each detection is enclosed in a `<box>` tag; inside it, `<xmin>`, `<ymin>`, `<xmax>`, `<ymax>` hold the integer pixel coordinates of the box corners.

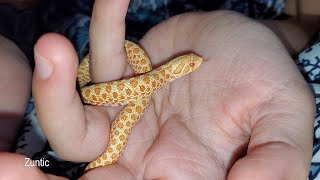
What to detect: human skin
<box><xmin>285</xmin><ymin>0</ymin><xmax>320</xmax><ymax>16</ymax></box>
<box><xmin>0</xmin><ymin>35</ymin><xmax>32</xmax><ymax>151</ymax></box>
<box><xmin>281</xmin><ymin>0</ymin><xmax>320</xmax><ymax>53</ymax></box>
<box><xmin>261</xmin><ymin>19</ymin><xmax>312</xmax><ymax>56</ymax></box>
<box><xmin>0</xmin><ymin>0</ymin><xmax>315</xmax><ymax>179</ymax></box>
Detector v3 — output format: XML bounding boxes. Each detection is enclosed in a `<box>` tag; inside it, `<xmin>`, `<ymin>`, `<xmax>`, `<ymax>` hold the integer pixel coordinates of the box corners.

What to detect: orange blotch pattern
<box><xmin>126</xmin><ymin>89</ymin><xmax>132</xmax><ymax>95</ymax></box>
<box><xmin>106</xmin><ymin>86</ymin><xmax>112</xmax><ymax>93</ymax></box>
<box><xmin>130</xmin><ymin>80</ymin><xmax>138</xmax><ymax>87</ymax></box>
<box><xmin>94</xmin><ymin>88</ymin><xmax>101</xmax><ymax>95</ymax></box>
<box><xmin>117</xmin><ymin>83</ymin><xmax>124</xmax><ymax>91</ymax></box>
<box><xmin>140</xmin><ymin>85</ymin><xmax>146</xmax><ymax>92</ymax></box>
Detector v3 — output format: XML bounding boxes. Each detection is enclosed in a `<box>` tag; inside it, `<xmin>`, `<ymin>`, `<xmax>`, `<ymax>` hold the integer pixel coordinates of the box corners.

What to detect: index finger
<box><xmin>89</xmin><ymin>0</ymin><xmax>130</xmax><ymax>83</ymax></box>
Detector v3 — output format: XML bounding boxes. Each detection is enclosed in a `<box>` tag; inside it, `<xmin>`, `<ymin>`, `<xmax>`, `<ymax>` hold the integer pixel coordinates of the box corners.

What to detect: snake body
<box><xmin>78</xmin><ymin>40</ymin><xmax>202</xmax><ymax>171</ymax></box>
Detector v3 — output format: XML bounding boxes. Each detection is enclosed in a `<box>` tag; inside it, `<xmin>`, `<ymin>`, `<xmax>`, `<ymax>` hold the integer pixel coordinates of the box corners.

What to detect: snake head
<box><xmin>170</xmin><ymin>53</ymin><xmax>203</xmax><ymax>78</ymax></box>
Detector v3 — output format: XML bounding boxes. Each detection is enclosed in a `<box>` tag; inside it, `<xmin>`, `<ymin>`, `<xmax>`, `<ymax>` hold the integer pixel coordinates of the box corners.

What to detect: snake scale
<box><xmin>77</xmin><ymin>40</ymin><xmax>202</xmax><ymax>171</ymax></box>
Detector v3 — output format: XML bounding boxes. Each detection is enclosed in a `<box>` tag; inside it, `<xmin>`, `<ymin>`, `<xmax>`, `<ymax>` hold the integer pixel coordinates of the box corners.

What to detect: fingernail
<box><xmin>34</xmin><ymin>52</ymin><xmax>53</xmax><ymax>80</ymax></box>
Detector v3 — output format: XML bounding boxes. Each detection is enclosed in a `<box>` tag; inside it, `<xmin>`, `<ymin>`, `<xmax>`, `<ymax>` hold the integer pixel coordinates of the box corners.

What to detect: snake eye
<box><xmin>189</xmin><ymin>63</ymin><xmax>195</xmax><ymax>67</ymax></box>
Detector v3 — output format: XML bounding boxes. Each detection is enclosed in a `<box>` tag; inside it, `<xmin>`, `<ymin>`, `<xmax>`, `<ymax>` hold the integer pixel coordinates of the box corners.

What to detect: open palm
<box><xmin>24</xmin><ymin>0</ymin><xmax>316</xmax><ymax>179</ymax></box>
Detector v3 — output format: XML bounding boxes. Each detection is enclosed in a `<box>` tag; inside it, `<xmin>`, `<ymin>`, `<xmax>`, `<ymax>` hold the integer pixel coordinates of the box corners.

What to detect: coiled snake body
<box><xmin>77</xmin><ymin>40</ymin><xmax>202</xmax><ymax>171</ymax></box>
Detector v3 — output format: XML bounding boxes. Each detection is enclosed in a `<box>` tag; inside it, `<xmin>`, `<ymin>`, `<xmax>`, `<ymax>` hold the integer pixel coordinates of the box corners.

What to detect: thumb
<box><xmin>227</xmin><ymin>84</ymin><xmax>314</xmax><ymax>180</ymax></box>
<box><xmin>32</xmin><ymin>33</ymin><xmax>89</xmax><ymax>161</ymax></box>
<box><xmin>228</xmin><ymin>143</ymin><xmax>310</xmax><ymax>180</ymax></box>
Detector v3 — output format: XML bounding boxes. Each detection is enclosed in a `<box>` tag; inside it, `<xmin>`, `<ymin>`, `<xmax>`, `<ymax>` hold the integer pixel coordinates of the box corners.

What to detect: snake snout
<box><xmin>188</xmin><ymin>53</ymin><xmax>203</xmax><ymax>70</ymax></box>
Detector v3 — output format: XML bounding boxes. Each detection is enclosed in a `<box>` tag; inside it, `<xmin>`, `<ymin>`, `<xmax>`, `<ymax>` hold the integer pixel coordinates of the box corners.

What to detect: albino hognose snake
<box><xmin>77</xmin><ymin>40</ymin><xmax>202</xmax><ymax>171</ymax></box>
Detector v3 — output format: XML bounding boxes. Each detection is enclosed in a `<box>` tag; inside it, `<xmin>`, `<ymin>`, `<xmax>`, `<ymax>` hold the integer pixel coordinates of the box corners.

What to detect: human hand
<box><xmin>11</xmin><ymin>0</ymin><xmax>315</xmax><ymax>179</ymax></box>
<box><xmin>136</xmin><ymin>10</ymin><xmax>315</xmax><ymax>179</ymax></box>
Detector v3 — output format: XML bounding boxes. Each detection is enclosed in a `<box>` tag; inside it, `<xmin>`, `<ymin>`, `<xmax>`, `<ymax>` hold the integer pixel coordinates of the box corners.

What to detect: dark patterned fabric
<box><xmin>39</xmin><ymin>0</ymin><xmax>285</xmax><ymax>41</ymax></box>
<box><xmin>221</xmin><ymin>0</ymin><xmax>285</xmax><ymax>18</ymax></box>
<box><xmin>296</xmin><ymin>41</ymin><xmax>320</xmax><ymax>179</ymax></box>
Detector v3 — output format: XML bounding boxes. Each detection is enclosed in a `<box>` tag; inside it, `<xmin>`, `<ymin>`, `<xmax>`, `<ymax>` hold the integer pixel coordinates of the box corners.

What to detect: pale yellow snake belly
<box><xmin>77</xmin><ymin>40</ymin><xmax>202</xmax><ymax>171</ymax></box>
